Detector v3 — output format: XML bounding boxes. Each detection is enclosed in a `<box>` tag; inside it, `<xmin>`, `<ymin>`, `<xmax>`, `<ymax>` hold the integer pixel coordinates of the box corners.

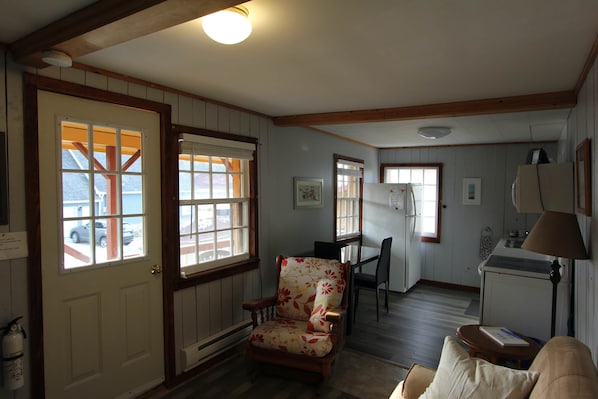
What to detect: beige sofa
<box><xmin>390</xmin><ymin>336</ymin><xmax>598</xmax><ymax>399</ymax></box>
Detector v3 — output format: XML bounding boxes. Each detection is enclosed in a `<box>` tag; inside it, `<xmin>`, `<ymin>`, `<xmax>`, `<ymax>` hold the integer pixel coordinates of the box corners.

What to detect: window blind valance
<box><xmin>337</xmin><ymin>160</ymin><xmax>364</xmax><ymax>177</ymax></box>
<box><xmin>179</xmin><ymin>133</ymin><xmax>255</xmax><ymax>160</ymax></box>
<box><xmin>337</xmin><ymin>168</ymin><xmax>363</xmax><ymax>177</ymax></box>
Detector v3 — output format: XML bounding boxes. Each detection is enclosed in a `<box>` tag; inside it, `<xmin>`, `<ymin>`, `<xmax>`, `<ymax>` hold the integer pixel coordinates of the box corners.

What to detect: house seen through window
<box><xmin>61</xmin><ymin>120</ymin><xmax>146</xmax><ymax>270</ymax></box>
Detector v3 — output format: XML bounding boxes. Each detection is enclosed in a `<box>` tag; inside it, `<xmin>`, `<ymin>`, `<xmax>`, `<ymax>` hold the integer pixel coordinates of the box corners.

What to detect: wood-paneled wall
<box><xmin>173</xmin><ymin>270</ymin><xmax>259</xmax><ymax>373</ymax></box>
<box><xmin>565</xmin><ymin>56</ymin><xmax>597</xmax><ymax>364</ymax></box>
<box><xmin>1</xmin><ymin>53</ymin><xmax>377</xmax><ymax>396</ymax></box>
<box><xmin>28</xmin><ymin>64</ymin><xmax>271</xmax><ymax>377</ymax></box>
<box><xmin>379</xmin><ymin>142</ymin><xmax>556</xmax><ymax>288</ymax></box>
<box><xmin>1</xmin><ymin>52</ymin><xmax>31</xmax><ymax>399</ymax></box>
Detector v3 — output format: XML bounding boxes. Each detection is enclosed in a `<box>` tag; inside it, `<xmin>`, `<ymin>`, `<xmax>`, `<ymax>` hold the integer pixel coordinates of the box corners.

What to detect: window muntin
<box><xmin>383</xmin><ymin>164</ymin><xmax>442</xmax><ymax>242</ymax></box>
<box><xmin>61</xmin><ymin>120</ymin><xmax>145</xmax><ymax>270</ymax></box>
<box><xmin>178</xmin><ymin>134</ymin><xmax>254</xmax><ymax>276</ymax></box>
<box><xmin>335</xmin><ymin>156</ymin><xmax>364</xmax><ymax>241</ymax></box>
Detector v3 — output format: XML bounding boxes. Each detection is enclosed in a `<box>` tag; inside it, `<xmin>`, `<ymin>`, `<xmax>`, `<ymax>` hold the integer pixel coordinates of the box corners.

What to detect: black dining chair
<box><xmin>353</xmin><ymin>237</ymin><xmax>392</xmax><ymax>322</ymax></box>
<box><xmin>313</xmin><ymin>241</ymin><xmax>345</xmax><ymax>261</ymax></box>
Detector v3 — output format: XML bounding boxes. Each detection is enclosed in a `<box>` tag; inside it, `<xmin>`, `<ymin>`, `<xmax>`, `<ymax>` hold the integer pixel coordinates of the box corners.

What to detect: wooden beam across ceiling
<box><xmin>272</xmin><ymin>91</ymin><xmax>577</xmax><ymax>127</ymax></box>
<box><xmin>9</xmin><ymin>0</ymin><xmax>243</xmax><ymax>68</ymax></box>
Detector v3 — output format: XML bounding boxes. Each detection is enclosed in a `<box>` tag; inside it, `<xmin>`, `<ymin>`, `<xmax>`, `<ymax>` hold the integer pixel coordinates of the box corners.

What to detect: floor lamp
<box><xmin>521</xmin><ymin>211</ymin><xmax>588</xmax><ymax>337</ymax></box>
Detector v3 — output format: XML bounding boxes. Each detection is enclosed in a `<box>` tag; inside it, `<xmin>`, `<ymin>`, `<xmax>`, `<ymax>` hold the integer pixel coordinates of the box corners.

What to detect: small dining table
<box><xmin>340</xmin><ymin>245</ymin><xmax>380</xmax><ymax>335</ymax></box>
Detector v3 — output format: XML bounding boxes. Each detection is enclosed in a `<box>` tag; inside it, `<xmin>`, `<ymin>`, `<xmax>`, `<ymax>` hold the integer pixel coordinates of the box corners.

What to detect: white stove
<box><xmin>480</xmin><ymin>237</ymin><xmax>564</xmax><ymax>342</ymax></box>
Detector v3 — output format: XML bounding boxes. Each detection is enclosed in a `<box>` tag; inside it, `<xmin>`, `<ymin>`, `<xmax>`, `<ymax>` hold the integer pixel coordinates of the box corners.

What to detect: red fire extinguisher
<box><xmin>2</xmin><ymin>317</ymin><xmax>26</xmax><ymax>390</ymax></box>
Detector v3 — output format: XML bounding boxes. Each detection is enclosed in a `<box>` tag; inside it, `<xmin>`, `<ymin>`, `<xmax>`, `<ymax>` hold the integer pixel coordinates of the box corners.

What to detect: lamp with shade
<box><xmin>521</xmin><ymin>211</ymin><xmax>588</xmax><ymax>337</ymax></box>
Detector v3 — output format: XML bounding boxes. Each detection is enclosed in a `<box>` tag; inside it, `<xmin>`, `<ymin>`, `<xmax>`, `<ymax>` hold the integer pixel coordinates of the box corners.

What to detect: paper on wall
<box><xmin>0</xmin><ymin>232</ymin><xmax>28</xmax><ymax>260</ymax></box>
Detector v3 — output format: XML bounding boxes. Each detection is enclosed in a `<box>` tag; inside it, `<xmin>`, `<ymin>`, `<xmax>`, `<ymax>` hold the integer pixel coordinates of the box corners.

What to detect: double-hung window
<box><xmin>178</xmin><ymin>133</ymin><xmax>256</xmax><ymax>276</ymax></box>
<box><xmin>382</xmin><ymin>163</ymin><xmax>442</xmax><ymax>243</ymax></box>
<box><xmin>335</xmin><ymin>155</ymin><xmax>364</xmax><ymax>241</ymax></box>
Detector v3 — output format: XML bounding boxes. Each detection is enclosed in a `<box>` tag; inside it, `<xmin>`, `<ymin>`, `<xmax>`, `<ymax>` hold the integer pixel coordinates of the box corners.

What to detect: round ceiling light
<box><xmin>417</xmin><ymin>127</ymin><xmax>452</xmax><ymax>139</ymax></box>
<box><xmin>202</xmin><ymin>6</ymin><xmax>252</xmax><ymax>45</ymax></box>
<box><xmin>41</xmin><ymin>50</ymin><xmax>72</xmax><ymax>67</ymax></box>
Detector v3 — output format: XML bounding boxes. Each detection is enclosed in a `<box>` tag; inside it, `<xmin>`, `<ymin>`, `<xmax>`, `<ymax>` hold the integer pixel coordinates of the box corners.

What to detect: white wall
<box><xmin>0</xmin><ymin>53</ymin><xmax>30</xmax><ymax>399</ymax></box>
<box><xmin>379</xmin><ymin>142</ymin><xmax>556</xmax><ymax>288</ymax></box>
<box><xmin>564</xmin><ymin>57</ymin><xmax>598</xmax><ymax>363</ymax></box>
<box><xmin>2</xmin><ymin>46</ymin><xmax>597</xmax><ymax>395</ymax></box>
<box><xmin>261</xmin><ymin>125</ymin><xmax>377</xmax><ymax>291</ymax></box>
<box><xmin>0</xmin><ymin>54</ymin><xmax>378</xmax><ymax>392</ymax></box>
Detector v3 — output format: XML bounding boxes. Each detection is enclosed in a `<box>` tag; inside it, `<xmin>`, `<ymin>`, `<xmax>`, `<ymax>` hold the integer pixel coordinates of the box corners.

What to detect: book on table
<box><xmin>479</xmin><ymin>326</ymin><xmax>530</xmax><ymax>347</ymax></box>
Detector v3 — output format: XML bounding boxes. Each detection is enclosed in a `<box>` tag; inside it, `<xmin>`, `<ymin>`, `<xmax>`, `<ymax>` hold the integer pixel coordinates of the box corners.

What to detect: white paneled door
<box><xmin>37</xmin><ymin>91</ymin><xmax>164</xmax><ymax>398</ymax></box>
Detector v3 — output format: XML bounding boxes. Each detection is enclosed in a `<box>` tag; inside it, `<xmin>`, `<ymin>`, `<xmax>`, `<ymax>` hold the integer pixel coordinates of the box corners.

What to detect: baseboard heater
<box><xmin>181</xmin><ymin>320</ymin><xmax>252</xmax><ymax>372</ymax></box>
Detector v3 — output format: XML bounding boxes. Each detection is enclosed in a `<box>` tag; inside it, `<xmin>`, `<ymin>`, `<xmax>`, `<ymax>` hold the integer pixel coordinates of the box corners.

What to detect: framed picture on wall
<box><xmin>576</xmin><ymin>138</ymin><xmax>591</xmax><ymax>216</ymax></box>
<box><xmin>462</xmin><ymin>178</ymin><xmax>481</xmax><ymax>205</ymax></box>
<box><xmin>294</xmin><ymin>177</ymin><xmax>323</xmax><ymax>208</ymax></box>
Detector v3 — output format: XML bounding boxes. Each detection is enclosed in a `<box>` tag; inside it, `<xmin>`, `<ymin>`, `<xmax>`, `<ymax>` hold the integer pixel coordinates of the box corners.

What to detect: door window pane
<box><xmin>61</xmin><ymin>120</ymin><xmax>145</xmax><ymax>269</ymax></box>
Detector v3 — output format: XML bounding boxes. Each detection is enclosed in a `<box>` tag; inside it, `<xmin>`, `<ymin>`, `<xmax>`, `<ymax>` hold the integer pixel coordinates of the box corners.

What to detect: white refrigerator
<box><xmin>362</xmin><ymin>183</ymin><xmax>422</xmax><ymax>293</ymax></box>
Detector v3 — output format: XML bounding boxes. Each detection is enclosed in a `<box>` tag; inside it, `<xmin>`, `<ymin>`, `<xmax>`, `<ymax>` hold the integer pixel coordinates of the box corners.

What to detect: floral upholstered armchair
<box><xmin>242</xmin><ymin>255</ymin><xmax>350</xmax><ymax>385</ymax></box>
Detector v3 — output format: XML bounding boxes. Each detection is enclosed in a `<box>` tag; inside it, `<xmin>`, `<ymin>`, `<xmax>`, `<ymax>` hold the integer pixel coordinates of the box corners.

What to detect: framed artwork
<box><xmin>462</xmin><ymin>178</ymin><xmax>481</xmax><ymax>205</ymax></box>
<box><xmin>576</xmin><ymin>138</ymin><xmax>591</xmax><ymax>216</ymax></box>
<box><xmin>294</xmin><ymin>177</ymin><xmax>323</xmax><ymax>208</ymax></box>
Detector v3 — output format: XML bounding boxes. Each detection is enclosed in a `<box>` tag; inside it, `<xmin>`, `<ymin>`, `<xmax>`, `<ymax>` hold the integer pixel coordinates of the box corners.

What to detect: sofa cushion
<box><xmin>419</xmin><ymin>336</ymin><xmax>539</xmax><ymax>399</ymax></box>
<box><xmin>248</xmin><ymin>318</ymin><xmax>333</xmax><ymax>357</ymax></box>
<box><xmin>276</xmin><ymin>257</ymin><xmax>345</xmax><ymax>321</ymax></box>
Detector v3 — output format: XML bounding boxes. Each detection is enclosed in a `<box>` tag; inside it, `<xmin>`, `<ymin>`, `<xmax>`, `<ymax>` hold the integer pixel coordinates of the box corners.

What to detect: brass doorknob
<box><xmin>151</xmin><ymin>264</ymin><xmax>162</xmax><ymax>275</ymax></box>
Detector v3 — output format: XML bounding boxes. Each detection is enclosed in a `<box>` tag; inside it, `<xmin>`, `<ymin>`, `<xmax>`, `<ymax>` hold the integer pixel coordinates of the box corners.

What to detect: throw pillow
<box><xmin>307</xmin><ymin>278</ymin><xmax>343</xmax><ymax>332</ymax></box>
<box><xmin>419</xmin><ymin>336</ymin><xmax>539</xmax><ymax>399</ymax></box>
<box><xmin>276</xmin><ymin>257</ymin><xmax>345</xmax><ymax>321</ymax></box>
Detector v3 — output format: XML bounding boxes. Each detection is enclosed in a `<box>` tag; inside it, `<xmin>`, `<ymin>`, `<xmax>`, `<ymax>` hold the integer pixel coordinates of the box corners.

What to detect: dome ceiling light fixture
<box><xmin>41</xmin><ymin>49</ymin><xmax>72</xmax><ymax>67</ymax></box>
<box><xmin>417</xmin><ymin>126</ymin><xmax>452</xmax><ymax>139</ymax></box>
<box><xmin>202</xmin><ymin>5</ymin><xmax>252</xmax><ymax>45</ymax></box>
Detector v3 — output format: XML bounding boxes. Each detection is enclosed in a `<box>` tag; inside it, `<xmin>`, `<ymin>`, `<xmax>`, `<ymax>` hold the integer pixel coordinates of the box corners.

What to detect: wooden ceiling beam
<box><xmin>272</xmin><ymin>91</ymin><xmax>577</xmax><ymax>127</ymax></box>
<box><xmin>10</xmin><ymin>0</ymin><xmax>243</xmax><ymax>68</ymax></box>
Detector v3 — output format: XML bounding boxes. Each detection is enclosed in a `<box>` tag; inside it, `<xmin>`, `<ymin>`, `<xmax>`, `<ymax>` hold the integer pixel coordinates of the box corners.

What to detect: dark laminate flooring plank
<box><xmin>347</xmin><ymin>283</ymin><xmax>480</xmax><ymax>368</ymax></box>
<box><xmin>146</xmin><ymin>283</ymin><xmax>477</xmax><ymax>398</ymax></box>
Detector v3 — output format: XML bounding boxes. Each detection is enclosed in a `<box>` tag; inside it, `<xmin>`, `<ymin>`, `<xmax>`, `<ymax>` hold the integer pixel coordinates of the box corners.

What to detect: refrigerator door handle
<box><xmin>410</xmin><ymin>188</ymin><xmax>417</xmax><ymax>239</ymax></box>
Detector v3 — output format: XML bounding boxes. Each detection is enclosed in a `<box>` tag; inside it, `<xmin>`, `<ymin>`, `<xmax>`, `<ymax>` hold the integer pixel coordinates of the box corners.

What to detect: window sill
<box><xmin>175</xmin><ymin>256</ymin><xmax>259</xmax><ymax>290</ymax></box>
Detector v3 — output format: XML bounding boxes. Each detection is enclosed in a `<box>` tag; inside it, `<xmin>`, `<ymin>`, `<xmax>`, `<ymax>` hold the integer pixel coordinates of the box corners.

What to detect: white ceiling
<box><xmin>2</xmin><ymin>0</ymin><xmax>597</xmax><ymax>148</ymax></box>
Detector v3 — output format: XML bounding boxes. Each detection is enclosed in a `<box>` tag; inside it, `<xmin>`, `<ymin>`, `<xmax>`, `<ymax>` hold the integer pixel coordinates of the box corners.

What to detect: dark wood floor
<box><xmin>143</xmin><ymin>283</ymin><xmax>479</xmax><ymax>398</ymax></box>
<box><xmin>347</xmin><ymin>282</ymin><xmax>480</xmax><ymax>369</ymax></box>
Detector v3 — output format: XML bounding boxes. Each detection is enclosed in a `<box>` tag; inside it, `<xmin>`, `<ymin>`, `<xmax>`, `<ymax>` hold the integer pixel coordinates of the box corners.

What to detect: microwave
<box><xmin>512</xmin><ymin>163</ymin><xmax>574</xmax><ymax>214</ymax></box>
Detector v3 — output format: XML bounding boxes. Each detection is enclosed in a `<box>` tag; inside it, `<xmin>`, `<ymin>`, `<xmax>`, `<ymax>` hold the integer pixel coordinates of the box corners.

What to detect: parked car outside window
<box><xmin>69</xmin><ymin>221</ymin><xmax>134</xmax><ymax>247</ymax></box>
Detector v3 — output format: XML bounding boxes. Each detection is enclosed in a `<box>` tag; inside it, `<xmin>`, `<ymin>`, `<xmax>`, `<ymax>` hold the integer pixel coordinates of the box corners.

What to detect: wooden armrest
<box><xmin>243</xmin><ymin>296</ymin><xmax>277</xmax><ymax>327</ymax></box>
<box><xmin>242</xmin><ymin>296</ymin><xmax>276</xmax><ymax>311</ymax></box>
<box><xmin>325</xmin><ymin>306</ymin><xmax>347</xmax><ymax>322</ymax></box>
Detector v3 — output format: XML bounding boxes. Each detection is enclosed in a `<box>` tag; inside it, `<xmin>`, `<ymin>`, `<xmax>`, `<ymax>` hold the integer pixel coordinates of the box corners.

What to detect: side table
<box><xmin>456</xmin><ymin>324</ymin><xmax>541</xmax><ymax>369</ymax></box>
